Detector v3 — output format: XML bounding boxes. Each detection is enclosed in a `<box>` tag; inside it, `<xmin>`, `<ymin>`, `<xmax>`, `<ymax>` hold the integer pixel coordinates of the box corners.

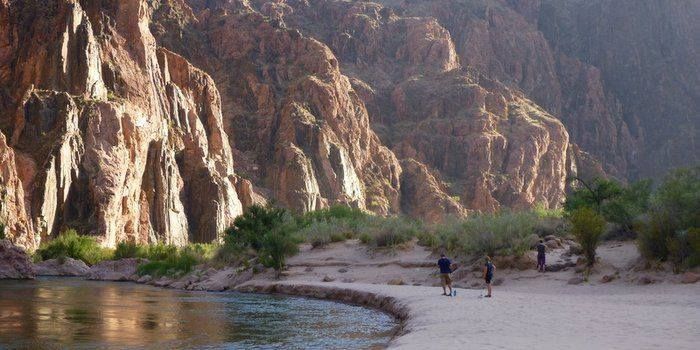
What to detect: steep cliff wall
<box><xmin>5</xmin><ymin>0</ymin><xmax>686</xmax><ymax>247</ymax></box>
<box><xmin>0</xmin><ymin>0</ymin><xmax>243</xmax><ymax>248</ymax></box>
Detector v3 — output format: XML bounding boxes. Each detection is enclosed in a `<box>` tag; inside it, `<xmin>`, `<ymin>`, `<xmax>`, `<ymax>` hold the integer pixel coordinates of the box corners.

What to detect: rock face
<box><xmin>0</xmin><ymin>0</ymin><xmax>243</xmax><ymax>247</ymax></box>
<box><xmin>86</xmin><ymin>258</ymin><xmax>145</xmax><ymax>281</ymax></box>
<box><xmin>0</xmin><ymin>239</ymin><xmax>36</xmax><ymax>279</ymax></box>
<box><xmin>34</xmin><ymin>257</ymin><xmax>90</xmax><ymax>276</ymax></box>
<box><xmin>2</xmin><ymin>0</ymin><xmax>694</xmax><ymax>246</ymax></box>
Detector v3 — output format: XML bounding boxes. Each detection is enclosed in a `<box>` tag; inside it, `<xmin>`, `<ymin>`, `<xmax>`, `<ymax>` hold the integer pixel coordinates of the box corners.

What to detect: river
<box><xmin>0</xmin><ymin>278</ymin><xmax>397</xmax><ymax>349</ymax></box>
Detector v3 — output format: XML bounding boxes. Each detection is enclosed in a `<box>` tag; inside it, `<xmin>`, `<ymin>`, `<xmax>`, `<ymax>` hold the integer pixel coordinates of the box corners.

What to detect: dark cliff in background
<box><xmin>0</xmin><ymin>0</ymin><xmax>696</xmax><ymax>249</ymax></box>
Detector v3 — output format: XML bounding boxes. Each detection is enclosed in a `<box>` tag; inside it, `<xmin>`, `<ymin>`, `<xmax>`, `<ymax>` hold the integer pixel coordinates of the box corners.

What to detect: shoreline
<box><xmin>14</xmin><ymin>239</ymin><xmax>700</xmax><ymax>349</ymax></box>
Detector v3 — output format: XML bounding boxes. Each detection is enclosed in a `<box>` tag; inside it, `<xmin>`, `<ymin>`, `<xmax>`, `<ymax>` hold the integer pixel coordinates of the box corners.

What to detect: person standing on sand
<box><xmin>483</xmin><ymin>256</ymin><xmax>496</xmax><ymax>298</ymax></box>
<box><xmin>437</xmin><ymin>253</ymin><xmax>453</xmax><ymax>296</ymax></box>
<box><xmin>536</xmin><ymin>239</ymin><xmax>546</xmax><ymax>272</ymax></box>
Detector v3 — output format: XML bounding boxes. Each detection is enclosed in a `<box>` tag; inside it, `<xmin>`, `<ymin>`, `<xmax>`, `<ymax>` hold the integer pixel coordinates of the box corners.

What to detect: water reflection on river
<box><xmin>0</xmin><ymin>278</ymin><xmax>396</xmax><ymax>349</ymax></box>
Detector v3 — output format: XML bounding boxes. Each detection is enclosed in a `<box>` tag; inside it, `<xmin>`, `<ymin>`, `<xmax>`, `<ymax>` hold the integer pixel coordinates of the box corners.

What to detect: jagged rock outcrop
<box><xmin>151</xmin><ymin>1</ymin><xmax>403</xmax><ymax>214</ymax></box>
<box><xmin>0</xmin><ymin>0</ymin><xmax>242</xmax><ymax>247</ymax></box>
<box><xmin>34</xmin><ymin>257</ymin><xmax>90</xmax><ymax>276</ymax></box>
<box><xmin>255</xmin><ymin>0</ymin><xmax>570</xmax><ymax>212</ymax></box>
<box><xmin>400</xmin><ymin>159</ymin><xmax>466</xmax><ymax>222</ymax></box>
<box><xmin>4</xmin><ymin>0</ymin><xmax>692</xmax><ymax>244</ymax></box>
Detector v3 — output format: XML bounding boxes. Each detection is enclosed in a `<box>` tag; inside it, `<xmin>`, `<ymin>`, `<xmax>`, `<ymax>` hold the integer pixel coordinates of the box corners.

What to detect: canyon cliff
<box><xmin>0</xmin><ymin>0</ymin><xmax>696</xmax><ymax>249</ymax></box>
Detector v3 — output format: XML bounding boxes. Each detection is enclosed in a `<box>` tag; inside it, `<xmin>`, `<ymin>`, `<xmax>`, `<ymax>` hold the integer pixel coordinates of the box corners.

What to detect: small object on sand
<box><xmin>452</xmin><ymin>289</ymin><xmax>456</xmax><ymax>297</ymax></box>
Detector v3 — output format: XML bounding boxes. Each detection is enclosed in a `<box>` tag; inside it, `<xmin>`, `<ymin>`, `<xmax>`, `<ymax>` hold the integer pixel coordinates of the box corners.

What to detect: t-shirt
<box><xmin>438</xmin><ymin>257</ymin><xmax>452</xmax><ymax>274</ymax></box>
<box><xmin>485</xmin><ymin>262</ymin><xmax>494</xmax><ymax>277</ymax></box>
<box><xmin>537</xmin><ymin>243</ymin><xmax>546</xmax><ymax>257</ymax></box>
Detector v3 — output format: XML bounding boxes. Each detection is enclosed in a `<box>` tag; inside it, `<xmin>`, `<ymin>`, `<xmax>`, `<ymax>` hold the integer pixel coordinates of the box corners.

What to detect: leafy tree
<box><xmin>566</xmin><ymin>177</ymin><xmax>652</xmax><ymax>234</ymax></box>
<box><xmin>601</xmin><ymin>179</ymin><xmax>652</xmax><ymax>232</ymax></box>
<box><xmin>637</xmin><ymin>166</ymin><xmax>700</xmax><ymax>269</ymax></box>
<box><xmin>565</xmin><ymin>177</ymin><xmax>623</xmax><ymax>213</ymax></box>
<box><xmin>570</xmin><ymin>207</ymin><xmax>606</xmax><ymax>267</ymax></box>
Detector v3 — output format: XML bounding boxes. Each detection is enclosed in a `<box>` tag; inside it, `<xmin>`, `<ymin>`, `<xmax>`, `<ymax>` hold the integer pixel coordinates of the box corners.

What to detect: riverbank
<box><xmin>6</xmin><ymin>239</ymin><xmax>700</xmax><ymax>349</ymax></box>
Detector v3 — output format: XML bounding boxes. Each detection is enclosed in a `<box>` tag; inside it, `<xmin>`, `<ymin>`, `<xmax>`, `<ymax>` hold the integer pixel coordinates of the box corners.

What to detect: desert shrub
<box><xmin>114</xmin><ymin>241</ymin><xmax>147</xmax><ymax>259</ymax></box>
<box><xmin>257</xmin><ymin>222</ymin><xmax>299</xmax><ymax>275</ymax></box>
<box><xmin>181</xmin><ymin>243</ymin><xmax>218</xmax><ymax>262</ymax></box>
<box><xmin>222</xmin><ymin>205</ymin><xmax>301</xmax><ymax>275</ymax></box>
<box><xmin>297</xmin><ymin>218</ymin><xmax>352</xmax><ymax>248</ymax></box>
<box><xmin>569</xmin><ymin>207</ymin><xmax>606</xmax><ymax>267</ymax></box>
<box><xmin>143</xmin><ymin>243</ymin><xmax>179</xmax><ymax>261</ymax></box>
<box><xmin>0</xmin><ymin>222</ymin><xmax>5</xmax><ymax>240</ymax></box>
<box><xmin>137</xmin><ymin>250</ymin><xmax>198</xmax><ymax>277</ymax></box>
<box><xmin>361</xmin><ymin>216</ymin><xmax>421</xmax><ymax>248</ymax></box>
<box><xmin>35</xmin><ymin>229</ymin><xmax>112</xmax><ymax>265</ymax></box>
<box><xmin>223</xmin><ymin>204</ymin><xmax>287</xmax><ymax>252</ymax></box>
<box><xmin>298</xmin><ymin>205</ymin><xmax>367</xmax><ymax>227</ymax></box>
<box><xmin>461</xmin><ymin>211</ymin><xmax>538</xmax><ymax>256</ymax></box>
<box><xmin>416</xmin><ymin>231</ymin><xmax>439</xmax><ymax>248</ymax></box>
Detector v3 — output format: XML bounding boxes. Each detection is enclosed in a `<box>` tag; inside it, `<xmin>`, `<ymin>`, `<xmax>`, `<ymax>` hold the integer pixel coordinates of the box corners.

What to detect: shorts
<box><xmin>485</xmin><ymin>275</ymin><xmax>493</xmax><ymax>284</ymax></box>
<box><xmin>537</xmin><ymin>255</ymin><xmax>546</xmax><ymax>266</ymax></box>
<box><xmin>440</xmin><ymin>273</ymin><xmax>452</xmax><ymax>286</ymax></box>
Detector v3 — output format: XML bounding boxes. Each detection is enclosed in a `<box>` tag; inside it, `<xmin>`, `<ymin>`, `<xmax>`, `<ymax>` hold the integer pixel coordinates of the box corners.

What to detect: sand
<box><xmin>240</xmin><ymin>240</ymin><xmax>700</xmax><ymax>350</ymax></box>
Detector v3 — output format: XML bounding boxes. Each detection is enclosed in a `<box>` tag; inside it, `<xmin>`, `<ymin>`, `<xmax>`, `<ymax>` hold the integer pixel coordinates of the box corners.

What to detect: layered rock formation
<box><xmin>249</xmin><ymin>0</ymin><xmax>570</xmax><ymax>211</ymax></box>
<box><xmin>2</xmin><ymin>0</ymin><xmax>693</xmax><ymax>248</ymax></box>
<box><xmin>0</xmin><ymin>0</ymin><xmax>243</xmax><ymax>248</ymax></box>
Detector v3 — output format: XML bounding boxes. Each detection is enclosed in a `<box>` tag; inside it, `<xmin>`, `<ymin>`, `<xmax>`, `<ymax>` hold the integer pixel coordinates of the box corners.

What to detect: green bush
<box><xmin>223</xmin><ymin>204</ymin><xmax>287</xmax><ymax>252</ymax></box>
<box><xmin>636</xmin><ymin>167</ymin><xmax>700</xmax><ymax>270</ymax></box>
<box><xmin>570</xmin><ymin>207</ymin><xmax>606</xmax><ymax>267</ymax></box>
<box><xmin>430</xmin><ymin>211</ymin><xmax>538</xmax><ymax>257</ymax></box>
<box><xmin>298</xmin><ymin>205</ymin><xmax>367</xmax><ymax>227</ymax></box>
<box><xmin>114</xmin><ymin>241</ymin><xmax>147</xmax><ymax>259</ymax></box>
<box><xmin>143</xmin><ymin>243</ymin><xmax>179</xmax><ymax>261</ymax></box>
<box><xmin>258</xmin><ymin>222</ymin><xmax>299</xmax><ymax>275</ymax></box>
<box><xmin>361</xmin><ymin>216</ymin><xmax>421</xmax><ymax>248</ymax></box>
<box><xmin>0</xmin><ymin>222</ymin><xmax>5</xmax><ymax>240</ymax></box>
<box><xmin>35</xmin><ymin>229</ymin><xmax>112</xmax><ymax>265</ymax></box>
<box><xmin>137</xmin><ymin>250</ymin><xmax>198</xmax><ymax>277</ymax></box>
<box><xmin>222</xmin><ymin>205</ymin><xmax>300</xmax><ymax>275</ymax></box>
<box><xmin>566</xmin><ymin>177</ymin><xmax>651</xmax><ymax>235</ymax></box>
<box><xmin>297</xmin><ymin>218</ymin><xmax>352</xmax><ymax>248</ymax></box>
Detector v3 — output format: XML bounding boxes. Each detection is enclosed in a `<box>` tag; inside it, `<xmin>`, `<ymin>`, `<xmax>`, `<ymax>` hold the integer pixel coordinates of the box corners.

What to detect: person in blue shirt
<box><xmin>483</xmin><ymin>256</ymin><xmax>496</xmax><ymax>298</ymax></box>
<box><xmin>437</xmin><ymin>253</ymin><xmax>453</xmax><ymax>296</ymax></box>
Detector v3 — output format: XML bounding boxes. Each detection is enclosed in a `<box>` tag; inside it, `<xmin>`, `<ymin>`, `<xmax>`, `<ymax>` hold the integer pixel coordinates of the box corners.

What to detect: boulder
<box><xmin>680</xmin><ymin>272</ymin><xmax>700</xmax><ymax>284</ymax></box>
<box><xmin>34</xmin><ymin>258</ymin><xmax>90</xmax><ymax>276</ymax></box>
<box><xmin>545</xmin><ymin>240</ymin><xmax>562</xmax><ymax>250</ymax></box>
<box><xmin>0</xmin><ymin>239</ymin><xmax>36</xmax><ymax>279</ymax></box>
<box><xmin>338</xmin><ymin>268</ymin><xmax>348</xmax><ymax>273</ymax></box>
<box><xmin>568</xmin><ymin>243</ymin><xmax>583</xmax><ymax>255</ymax></box>
<box><xmin>322</xmin><ymin>275</ymin><xmax>336</xmax><ymax>282</ymax></box>
<box><xmin>86</xmin><ymin>258</ymin><xmax>146</xmax><ymax>281</ymax></box>
<box><xmin>188</xmin><ymin>268</ymin><xmax>253</xmax><ymax>291</ymax></box>
<box><xmin>137</xmin><ymin>275</ymin><xmax>153</xmax><ymax>284</ymax></box>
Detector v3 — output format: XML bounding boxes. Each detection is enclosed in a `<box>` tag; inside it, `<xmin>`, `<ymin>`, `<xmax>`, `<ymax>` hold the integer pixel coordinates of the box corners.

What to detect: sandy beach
<box><xmin>236</xmin><ymin>240</ymin><xmax>700</xmax><ymax>350</ymax></box>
